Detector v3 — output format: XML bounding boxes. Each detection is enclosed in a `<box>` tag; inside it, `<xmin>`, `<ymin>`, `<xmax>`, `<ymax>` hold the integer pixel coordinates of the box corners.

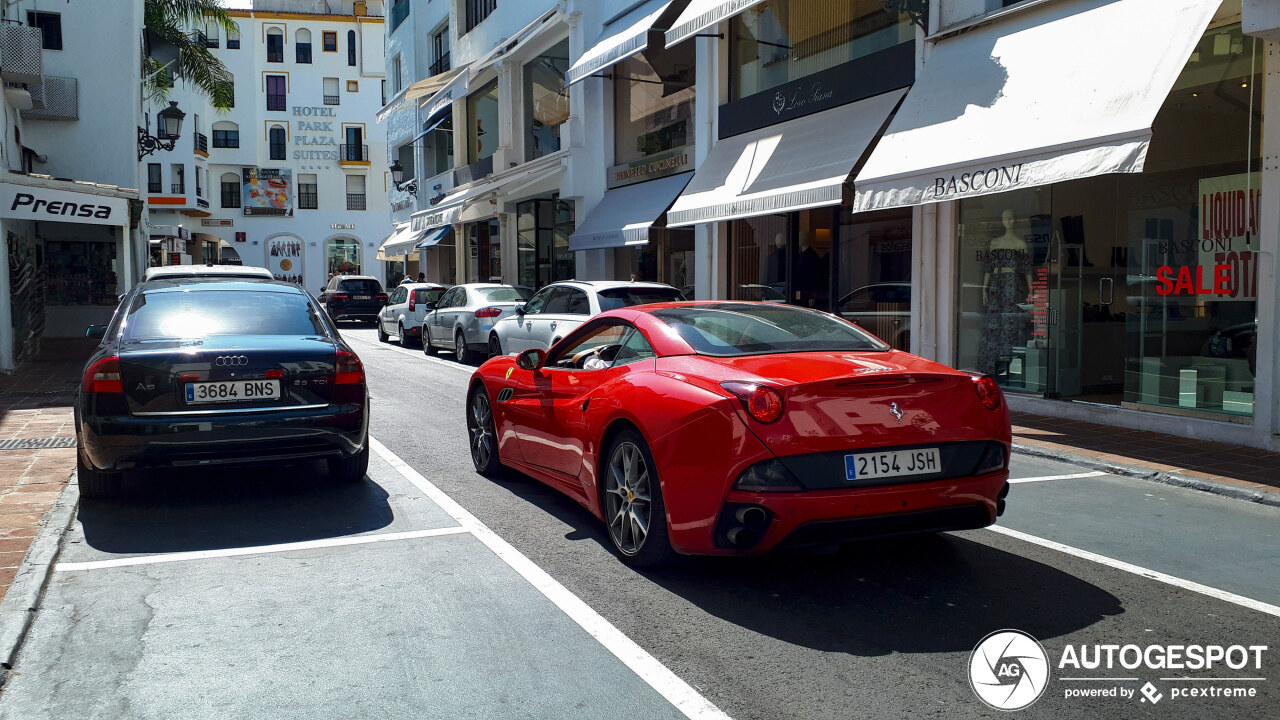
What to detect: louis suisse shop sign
<box><xmin>0</xmin><ymin>184</ymin><xmax>128</xmax><ymax>226</ymax></box>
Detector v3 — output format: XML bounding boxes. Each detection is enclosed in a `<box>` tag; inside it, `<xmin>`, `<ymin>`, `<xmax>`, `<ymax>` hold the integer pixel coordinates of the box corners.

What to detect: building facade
<box><xmin>145</xmin><ymin>0</ymin><xmax>391</xmax><ymax>297</ymax></box>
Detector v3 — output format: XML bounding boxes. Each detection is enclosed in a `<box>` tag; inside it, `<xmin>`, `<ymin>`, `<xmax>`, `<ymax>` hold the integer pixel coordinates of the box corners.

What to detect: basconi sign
<box><xmin>0</xmin><ymin>184</ymin><xmax>128</xmax><ymax>227</ymax></box>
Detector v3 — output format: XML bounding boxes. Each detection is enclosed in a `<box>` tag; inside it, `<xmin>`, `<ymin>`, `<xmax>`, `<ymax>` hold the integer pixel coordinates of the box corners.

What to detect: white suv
<box><xmin>489</xmin><ymin>280</ymin><xmax>684</xmax><ymax>356</ymax></box>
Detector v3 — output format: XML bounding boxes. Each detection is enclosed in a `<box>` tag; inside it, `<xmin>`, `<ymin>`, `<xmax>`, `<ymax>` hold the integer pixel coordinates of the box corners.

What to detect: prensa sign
<box><xmin>0</xmin><ymin>184</ymin><xmax>127</xmax><ymax>226</ymax></box>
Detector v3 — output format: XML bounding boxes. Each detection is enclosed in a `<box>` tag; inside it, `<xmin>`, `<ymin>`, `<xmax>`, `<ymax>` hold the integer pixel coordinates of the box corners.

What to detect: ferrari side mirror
<box><xmin>517</xmin><ymin>348</ymin><xmax>546</xmax><ymax>371</ymax></box>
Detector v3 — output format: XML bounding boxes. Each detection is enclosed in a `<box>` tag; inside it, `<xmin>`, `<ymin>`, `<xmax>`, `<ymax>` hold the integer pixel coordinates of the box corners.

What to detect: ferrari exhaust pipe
<box><xmin>726</xmin><ymin>527</ymin><xmax>759</xmax><ymax>547</ymax></box>
<box><xmin>735</xmin><ymin>506</ymin><xmax>767</xmax><ymax>528</ymax></box>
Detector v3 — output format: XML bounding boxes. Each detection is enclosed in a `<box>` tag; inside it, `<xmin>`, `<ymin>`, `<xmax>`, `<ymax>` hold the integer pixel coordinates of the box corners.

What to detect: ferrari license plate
<box><xmin>845</xmin><ymin>448</ymin><xmax>941</xmax><ymax>481</ymax></box>
<box><xmin>185</xmin><ymin>380</ymin><xmax>280</xmax><ymax>404</ymax></box>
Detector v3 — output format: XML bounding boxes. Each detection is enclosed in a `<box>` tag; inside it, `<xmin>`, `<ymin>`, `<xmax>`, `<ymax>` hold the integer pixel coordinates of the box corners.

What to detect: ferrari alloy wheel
<box><xmin>603</xmin><ymin>429</ymin><xmax>672</xmax><ymax>567</ymax></box>
<box><xmin>467</xmin><ymin>385</ymin><xmax>502</xmax><ymax>475</ymax></box>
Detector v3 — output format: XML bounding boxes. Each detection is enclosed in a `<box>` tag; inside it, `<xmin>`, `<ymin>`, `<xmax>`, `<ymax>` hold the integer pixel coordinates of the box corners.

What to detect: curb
<box><xmin>0</xmin><ymin>474</ymin><xmax>79</xmax><ymax>687</ymax></box>
<box><xmin>1012</xmin><ymin>442</ymin><xmax>1280</xmax><ymax>509</ymax></box>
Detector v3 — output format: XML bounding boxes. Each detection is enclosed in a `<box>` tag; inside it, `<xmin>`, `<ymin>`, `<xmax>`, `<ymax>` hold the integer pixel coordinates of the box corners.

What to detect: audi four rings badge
<box><xmin>215</xmin><ymin>355</ymin><xmax>249</xmax><ymax>367</ymax></box>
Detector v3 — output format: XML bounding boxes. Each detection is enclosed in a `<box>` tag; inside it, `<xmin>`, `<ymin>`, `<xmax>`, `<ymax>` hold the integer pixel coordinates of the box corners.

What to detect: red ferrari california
<box><xmin>466</xmin><ymin>302</ymin><xmax>1011</xmax><ymax>567</ymax></box>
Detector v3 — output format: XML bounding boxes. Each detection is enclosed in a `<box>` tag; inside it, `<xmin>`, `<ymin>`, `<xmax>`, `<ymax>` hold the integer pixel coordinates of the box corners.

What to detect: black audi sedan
<box><xmin>75</xmin><ymin>277</ymin><xmax>370</xmax><ymax>498</ymax></box>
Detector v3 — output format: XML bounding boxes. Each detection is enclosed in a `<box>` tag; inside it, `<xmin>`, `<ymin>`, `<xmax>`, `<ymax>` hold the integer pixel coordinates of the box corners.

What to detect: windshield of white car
<box><xmin>597</xmin><ymin>287</ymin><xmax>684</xmax><ymax>311</ymax></box>
<box><xmin>651</xmin><ymin>304</ymin><xmax>887</xmax><ymax>356</ymax></box>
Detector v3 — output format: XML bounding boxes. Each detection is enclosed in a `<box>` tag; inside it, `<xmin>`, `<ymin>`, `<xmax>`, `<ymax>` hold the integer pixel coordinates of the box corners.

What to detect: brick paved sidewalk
<box><xmin>0</xmin><ymin>339</ymin><xmax>97</xmax><ymax>603</ymax></box>
<box><xmin>1011</xmin><ymin>411</ymin><xmax>1280</xmax><ymax>497</ymax></box>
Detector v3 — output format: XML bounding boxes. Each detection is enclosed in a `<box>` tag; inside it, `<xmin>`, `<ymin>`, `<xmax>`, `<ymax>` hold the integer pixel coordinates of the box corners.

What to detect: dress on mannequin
<box><xmin>979</xmin><ymin>209</ymin><xmax>1033</xmax><ymax>376</ymax></box>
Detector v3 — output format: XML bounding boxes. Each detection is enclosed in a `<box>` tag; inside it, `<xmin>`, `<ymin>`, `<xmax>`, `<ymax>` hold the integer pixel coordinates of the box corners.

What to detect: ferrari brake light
<box><xmin>721</xmin><ymin>381</ymin><xmax>784</xmax><ymax>423</ymax></box>
<box><xmin>475</xmin><ymin>306</ymin><xmax>503</xmax><ymax>318</ymax></box>
<box><xmin>331</xmin><ymin>292</ymin><xmax>351</xmax><ymax>301</ymax></box>
<box><xmin>82</xmin><ymin>356</ymin><xmax>123</xmax><ymax>394</ymax></box>
<box><xmin>334</xmin><ymin>350</ymin><xmax>364</xmax><ymax>385</ymax></box>
<box><xmin>973</xmin><ymin>374</ymin><xmax>1003</xmax><ymax>411</ymax></box>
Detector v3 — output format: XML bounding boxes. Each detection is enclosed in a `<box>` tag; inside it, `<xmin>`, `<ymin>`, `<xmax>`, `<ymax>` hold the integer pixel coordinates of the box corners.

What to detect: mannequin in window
<box><xmin>978</xmin><ymin>209</ymin><xmax>1033</xmax><ymax>376</ymax></box>
<box><xmin>764</xmin><ymin>232</ymin><xmax>787</xmax><ymax>285</ymax></box>
<box><xmin>794</xmin><ymin>230</ymin><xmax>828</xmax><ymax>307</ymax></box>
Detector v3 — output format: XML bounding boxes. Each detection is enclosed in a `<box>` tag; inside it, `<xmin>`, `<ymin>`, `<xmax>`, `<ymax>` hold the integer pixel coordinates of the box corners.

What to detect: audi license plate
<box><xmin>845</xmin><ymin>448</ymin><xmax>941</xmax><ymax>481</ymax></box>
<box><xmin>354</xmin><ymin>295</ymin><xmax>371</xmax><ymax>300</ymax></box>
<box><xmin>185</xmin><ymin>380</ymin><xmax>280</xmax><ymax>404</ymax></box>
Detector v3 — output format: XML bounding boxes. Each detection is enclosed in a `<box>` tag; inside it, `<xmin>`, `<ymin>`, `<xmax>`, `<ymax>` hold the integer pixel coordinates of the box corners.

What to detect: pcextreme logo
<box><xmin>968</xmin><ymin>630</ymin><xmax>1269</xmax><ymax>710</ymax></box>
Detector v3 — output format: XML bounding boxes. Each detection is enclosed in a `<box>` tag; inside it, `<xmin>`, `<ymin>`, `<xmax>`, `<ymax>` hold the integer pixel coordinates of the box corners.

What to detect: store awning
<box><xmin>377</xmin><ymin>223</ymin><xmax>425</xmax><ymax>260</ymax></box>
<box><xmin>569</xmin><ymin>173</ymin><xmax>692</xmax><ymax>251</ymax></box>
<box><xmin>421</xmin><ymin>68</ymin><xmax>470</xmax><ymax>121</ymax></box>
<box><xmin>565</xmin><ymin>0</ymin><xmax>673</xmax><ymax>87</ymax></box>
<box><xmin>471</xmin><ymin>7</ymin><xmax>560</xmax><ymax>76</ymax></box>
<box><xmin>409</xmin><ymin>106</ymin><xmax>452</xmax><ymax>145</ymax></box>
<box><xmin>416</xmin><ymin>225</ymin><xmax>454</xmax><ymax>249</ymax></box>
<box><xmin>667</xmin><ymin>89</ymin><xmax>905</xmax><ymax>227</ymax></box>
<box><xmin>405</xmin><ymin>65</ymin><xmax>468</xmax><ymax>103</ymax></box>
<box><xmin>665</xmin><ymin>0</ymin><xmax>763</xmax><ymax>48</ymax></box>
<box><xmin>852</xmin><ymin>0</ymin><xmax>1220</xmax><ymax>212</ymax></box>
<box><xmin>376</xmin><ymin>86</ymin><xmax>410</xmax><ymax>123</ymax></box>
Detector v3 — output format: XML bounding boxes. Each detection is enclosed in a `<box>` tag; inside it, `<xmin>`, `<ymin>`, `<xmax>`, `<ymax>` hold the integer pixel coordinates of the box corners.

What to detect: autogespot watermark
<box><xmin>967</xmin><ymin>630</ymin><xmax>1269</xmax><ymax>710</ymax></box>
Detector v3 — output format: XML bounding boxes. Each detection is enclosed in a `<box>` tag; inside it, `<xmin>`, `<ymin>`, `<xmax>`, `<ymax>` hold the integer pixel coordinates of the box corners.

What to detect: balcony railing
<box><xmin>340</xmin><ymin>144</ymin><xmax>369</xmax><ymax>162</ymax></box>
<box><xmin>323</xmin><ymin>94</ymin><xmax>340</xmax><ymax>105</ymax></box>
<box><xmin>298</xmin><ymin>191</ymin><xmax>318</xmax><ymax>209</ymax></box>
<box><xmin>194</xmin><ymin>132</ymin><xmax>208</xmax><ymax>154</ymax></box>
<box><xmin>171</xmin><ymin>183</ymin><xmax>185</xmax><ymax>194</ymax></box>
<box><xmin>390</xmin><ymin>0</ymin><xmax>410</xmax><ymax>31</ymax></box>
<box><xmin>196</xmin><ymin>198</ymin><xmax>209</xmax><ymax>209</ymax></box>
<box><xmin>20</xmin><ymin>75</ymin><xmax>77</xmax><ymax>121</ymax></box>
<box><xmin>148</xmin><ymin>181</ymin><xmax>162</xmax><ymax>194</ymax></box>
<box><xmin>429</xmin><ymin>53</ymin><xmax>451</xmax><ymax>77</ymax></box>
<box><xmin>0</xmin><ymin>25</ymin><xmax>43</xmax><ymax>84</ymax></box>
<box><xmin>346</xmin><ymin>193</ymin><xmax>366</xmax><ymax>211</ymax></box>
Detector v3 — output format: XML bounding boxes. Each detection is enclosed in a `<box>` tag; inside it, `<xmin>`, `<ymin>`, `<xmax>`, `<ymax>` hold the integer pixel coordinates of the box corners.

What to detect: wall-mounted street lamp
<box><xmin>389</xmin><ymin>160</ymin><xmax>417</xmax><ymax>195</ymax></box>
<box><xmin>138</xmin><ymin>102</ymin><xmax>187</xmax><ymax>161</ymax></box>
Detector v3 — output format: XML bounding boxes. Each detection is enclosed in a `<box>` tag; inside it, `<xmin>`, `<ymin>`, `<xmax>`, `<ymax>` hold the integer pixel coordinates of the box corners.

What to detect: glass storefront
<box><xmin>525</xmin><ymin>39</ymin><xmax>570</xmax><ymax>161</ymax></box>
<box><xmin>615</xmin><ymin>228</ymin><xmax>695</xmax><ymax>296</ymax></box>
<box><xmin>465</xmin><ymin>219</ymin><xmax>502</xmax><ymax>283</ymax></box>
<box><xmin>45</xmin><ymin>240</ymin><xmax>118</xmax><ymax>306</ymax></box>
<box><xmin>613</xmin><ymin>50</ymin><xmax>695</xmax><ymax>166</ymax></box>
<box><xmin>955</xmin><ymin>21</ymin><xmax>1262</xmax><ymax>420</ymax></box>
<box><xmin>835</xmin><ymin>208</ymin><xmax>913</xmax><ymax>350</ymax></box>
<box><xmin>729</xmin><ymin>0</ymin><xmax>912</xmax><ymax>101</ymax></box>
<box><xmin>516</xmin><ymin>197</ymin><xmax>574</xmax><ymax>289</ymax></box>
<box><xmin>467</xmin><ymin>80</ymin><xmax>500</xmax><ymax>164</ymax></box>
<box><xmin>327</xmin><ymin>237</ymin><xmax>361</xmax><ymax>276</ymax></box>
<box><xmin>728</xmin><ymin>208</ymin><xmax>834</xmax><ymax>309</ymax></box>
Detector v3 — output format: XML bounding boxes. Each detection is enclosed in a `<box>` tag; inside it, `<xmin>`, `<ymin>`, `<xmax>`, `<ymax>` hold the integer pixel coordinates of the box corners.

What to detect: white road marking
<box><xmin>370</xmin><ymin>437</ymin><xmax>732</xmax><ymax>720</ymax></box>
<box><xmin>345</xmin><ymin>332</ymin><xmax>475</xmax><ymax>373</ymax></box>
<box><xmin>987</xmin><ymin>525</ymin><xmax>1280</xmax><ymax>619</ymax></box>
<box><xmin>54</xmin><ymin>526</ymin><xmax>469</xmax><ymax>572</ymax></box>
<box><xmin>1009</xmin><ymin>471</ymin><xmax>1106</xmax><ymax>484</ymax></box>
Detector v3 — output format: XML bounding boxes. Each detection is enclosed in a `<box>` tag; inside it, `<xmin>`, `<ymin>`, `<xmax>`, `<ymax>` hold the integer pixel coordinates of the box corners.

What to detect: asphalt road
<box><xmin>1</xmin><ymin>326</ymin><xmax>1276</xmax><ymax>719</ymax></box>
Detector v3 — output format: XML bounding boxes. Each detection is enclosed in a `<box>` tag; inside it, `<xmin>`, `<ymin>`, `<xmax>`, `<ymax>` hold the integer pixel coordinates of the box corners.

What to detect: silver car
<box><xmin>489</xmin><ymin>281</ymin><xmax>685</xmax><ymax>356</ymax></box>
<box><xmin>376</xmin><ymin>282</ymin><xmax>449</xmax><ymax>346</ymax></box>
<box><xmin>422</xmin><ymin>283</ymin><xmax>532</xmax><ymax>363</ymax></box>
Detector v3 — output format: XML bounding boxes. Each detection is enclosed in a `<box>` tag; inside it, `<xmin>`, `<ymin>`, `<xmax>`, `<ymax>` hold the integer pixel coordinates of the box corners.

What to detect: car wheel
<box><xmin>398</xmin><ymin>322</ymin><xmax>412</xmax><ymax>347</ymax></box>
<box><xmin>328</xmin><ymin>445</ymin><xmax>369</xmax><ymax>483</ymax></box>
<box><xmin>77</xmin><ymin>450</ymin><xmax>122</xmax><ymax>500</ymax></box>
<box><xmin>603</xmin><ymin>429</ymin><xmax>673</xmax><ymax>567</ymax></box>
<box><xmin>377</xmin><ymin>321</ymin><xmax>389</xmax><ymax>343</ymax></box>
<box><xmin>423</xmin><ymin>325</ymin><xmax>437</xmax><ymax>355</ymax></box>
<box><xmin>488</xmin><ymin>334</ymin><xmax>502</xmax><ymax>359</ymax></box>
<box><xmin>467</xmin><ymin>385</ymin><xmax>502</xmax><ymax>476</ymax></box>
<box><xmin>455</xmin><ymin>332</ymin><xmax>476</xmax><ymax>364</ymax></box>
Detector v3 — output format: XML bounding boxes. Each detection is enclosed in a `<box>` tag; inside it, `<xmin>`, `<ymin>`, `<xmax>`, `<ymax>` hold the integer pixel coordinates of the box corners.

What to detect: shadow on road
<box><xmin>76</xmin><ymin>460</ymin><xmax>394</xmax><ymax>554</ymax></box>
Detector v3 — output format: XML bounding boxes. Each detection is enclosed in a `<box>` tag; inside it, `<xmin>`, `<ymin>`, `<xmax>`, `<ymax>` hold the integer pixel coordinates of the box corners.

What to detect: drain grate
<box><xmin>0</xmin><ymin>437</ymin><xmax>77</xmax><ymax>451</ymax></box>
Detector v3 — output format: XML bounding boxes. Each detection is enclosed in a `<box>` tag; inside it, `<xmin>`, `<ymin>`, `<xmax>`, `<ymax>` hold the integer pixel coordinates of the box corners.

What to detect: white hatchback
<box><xmin>376</xmin><ymin>283</ymin><xmax>449</xmax><ymax>346</ymax></box>
<box><xmin>489</xmin><ymin>281</ymin><xmax>684</xmax><ymax>356</ymax></box>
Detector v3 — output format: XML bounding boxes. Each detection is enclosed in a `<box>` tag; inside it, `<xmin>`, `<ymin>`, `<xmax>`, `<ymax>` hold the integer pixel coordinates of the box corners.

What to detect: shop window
<box><xmin>466</xmin><ymin>218</ymin><xmax>502</xmax><ymax>282</ymax></box>
<box><xmin>524</xmin><ymin>39</ymin><xmax>570</xmax><ymax>161</ymax></box>
<box><xmin>27</xmin><ymin>12</ymin><xmax>61</xmax><ymax>50</ymax></box>
<box><xmin>835</xmin><ymin>208</ymin><xmax>913</xmax><ymax>351</ymax></box>
<box><xmin>45</xmin><ymin>241</ymin><xmax>117</xmax><ymax>306</ymax></box>
<box><xmin>729</xmin><ymin>0</ymin><xmax>912</xmax><ymax>102</ymax></box>
<box><xmin>728</xmin><ymin>208</ymin><xmax>834</xmax><ymax>309</ymax></box>
<box><xmin>466</xmin><ymin>79</ymin><xmax>499</xmax><ymax>164</ymax></box>
<box><xmin>516</xmin><ymin>197</ymin><xmax>575</xmax><ymax>288</ymax></box>
<box><xmin>327</xmin><ymin>237</ymin><xmax>361</xmax><ymax>275</ymax></box>
<box><xmin>954</xmin><ymin>22</ymin><xmax>1263</xmax><ymax>420</ymax></box>
<box><xmin>296</xmin><ymin>29</ymin><xmax>312</xmax><ymax>63</ymax></box>
<box><xmin>613</xmin><ymin>49</ymin><xmax>695</xmax><ymax>167</ymax></box>
<box><xmin>424</xmin><ymin>116</ymin><xmax>454</xmax><ymax>176</ymax></box>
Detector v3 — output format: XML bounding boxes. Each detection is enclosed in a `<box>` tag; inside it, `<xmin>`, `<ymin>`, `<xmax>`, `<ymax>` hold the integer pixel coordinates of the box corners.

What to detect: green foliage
<box><xmin>144</xmin><ymin>0</ymin><xmax>237</xmax><ymax>112</ymax></box>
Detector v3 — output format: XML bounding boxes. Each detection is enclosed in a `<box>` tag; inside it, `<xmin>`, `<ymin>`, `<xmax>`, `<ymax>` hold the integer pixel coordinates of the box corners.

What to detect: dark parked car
<box><xmin>75</xmin><ymin>277</ymin><xmax>370</xmax><ymax>498</ymax></box>
<box><xmin>319</xmin><ymin>275</ymin><xmax>388</xmax><ymax>324</ymax></box>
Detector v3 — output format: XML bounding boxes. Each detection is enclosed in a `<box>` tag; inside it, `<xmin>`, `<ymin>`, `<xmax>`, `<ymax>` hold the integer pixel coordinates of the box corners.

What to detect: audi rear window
<box><xmin>476</xmin><ymin>287</ymin><xmax>528</xmax><ymax>302</ymax></box>
<box><xmin>597</xmin><ymin>287</ymin><xmax>684</xmax><ymax>311</ymax></box>
<box><xmin>338</xmin><ymin>279</ymin><xmax>382</xmax><ymax>294</ymax></box>
<box><xmin>651</xmin><ymin>304</ymin><xmax>886</xmax><ymax>356</ymax></box>
<box><xmin>124</xmin><ymin>290</ymin><xmax>328</xmax><ymax>340</ymax></box>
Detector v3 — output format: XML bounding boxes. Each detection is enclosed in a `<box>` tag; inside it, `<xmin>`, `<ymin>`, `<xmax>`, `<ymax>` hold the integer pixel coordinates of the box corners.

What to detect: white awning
<box><xmin>565</xmin><ymin>0</ymin><xmax>672</xmax><ymax>87</ymax></box>
<box><xmin>569</xmin><ymin>173</ymin><xmax>692</xmax><ymax>251</ymax></box>
<box><xmin>667</xmin><ymin>89</ymin><xmax>905</xmax><ymax>227</ymax></box>
<box><xmin>420</xmin><ymin>68</ymin><xmax>470</xmax><ymax>121</ymax></box>
<box><xmin>664</xmin><ymin>0</ymin><xmax>763</xmax><ymax>48</ymax></box>
<box><xmin>471</xmin><ymin>7</ymin><xmax>560</xmax><ymax>76</ymax></box>
<box><xmin>375</xmin><ymin>86</ymin><xmax>410</xmax><ymax>123</ymax></box>
<box><xmin>405</xmin><ymin>65</ymin><xmax>468</xmax><ymax>103</ymax></box>
<box><xmin>378</xmin><ymin>223</ymin><xmax>425</xmax><ymax>260</ymax></box>
<box><xmin>852</xmin><ymin>0</ymin><xmax>1220</xmax><ymax>212</ymax></box>
<box><xmin>416</xmin><ymin>225</ymin><xmax>454</xmax><ymax>249</ymax></box>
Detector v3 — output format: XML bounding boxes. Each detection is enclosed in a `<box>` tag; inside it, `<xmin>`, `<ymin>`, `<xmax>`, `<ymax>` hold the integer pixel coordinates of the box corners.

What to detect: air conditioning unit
<box><xmin>0</xmin><ymin>25</ymin><xmax>43</xmax><ymax>85</ymax></box>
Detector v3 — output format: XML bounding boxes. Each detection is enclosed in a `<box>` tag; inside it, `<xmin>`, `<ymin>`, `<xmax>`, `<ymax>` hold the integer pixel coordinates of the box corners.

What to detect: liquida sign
<box><xmin>0</xmin><ymin>184</ymin><xmax>126</xmax><ymax>226</ymax></box>
<box><xmin>1153</xmin><ymin>172</ymin><xmax>1261</xmax><ymax>301</ymax></box>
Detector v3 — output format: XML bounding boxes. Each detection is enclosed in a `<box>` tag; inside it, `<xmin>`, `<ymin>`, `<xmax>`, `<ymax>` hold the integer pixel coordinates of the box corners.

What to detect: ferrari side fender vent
<box><xmin>496</xmin><ymin>388</ymin><xmax>513</xmax><ymax>403</ymax></box>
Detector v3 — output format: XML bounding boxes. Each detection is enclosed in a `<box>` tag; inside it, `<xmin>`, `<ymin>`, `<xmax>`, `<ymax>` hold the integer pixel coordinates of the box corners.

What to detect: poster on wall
<box><xmin>267</xmin><ymin>236</ymin><xmax>304</xmax><ymax>285</ymax></box>
<box><xmin>243</xmin><ymin>168</ymin><xmax>293</xmax><ymax>217</ymax></box>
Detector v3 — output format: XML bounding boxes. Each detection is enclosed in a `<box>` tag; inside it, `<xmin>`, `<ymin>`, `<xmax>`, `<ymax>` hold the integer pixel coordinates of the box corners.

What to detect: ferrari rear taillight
<box><xmin>474</xmin><ymin>306</ymin><xmax>503</xmax><ymax>318</ymax></box>
<box><xmin>973</xmin><ymin>374</ymin><xmax>1003</xmax><ymax>411</ymax></box>
<box><xmin>721</xmin><ymin>381</ymin><xmax>784</xmax><ymax>423</ymax></box>
<box><xmin>82</xmin><ymin>356</ymin><xmax>123</xmax><ymax>394</ymax></box>
<box><xmin>334</xmin><ymin>350</ymin><xmax>364</xmax><ymax>385</ymax></box>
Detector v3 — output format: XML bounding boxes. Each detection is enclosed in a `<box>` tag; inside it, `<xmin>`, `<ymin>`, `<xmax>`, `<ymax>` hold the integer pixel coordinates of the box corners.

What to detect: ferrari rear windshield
<box><xmin>124</xmin><ymin>290</ymin><xmax>328</xmax><ymax>340</ymax></box>
<box><xmin>652</xmin><ymin>304</ymin><xmax>887</xmax><ymax>356</ymax></box>
<box><xmin>597</xmin><ymin>287</ymin><xmax>684</xmax><ymax>311</ymax></box>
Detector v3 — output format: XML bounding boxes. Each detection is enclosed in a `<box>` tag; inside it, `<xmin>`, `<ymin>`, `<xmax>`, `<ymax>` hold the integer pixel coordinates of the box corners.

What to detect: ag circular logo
<box><xmin>969</xmin><ymin>630</ymin><xmax>1049</xmax><ymax>711</ymax></box>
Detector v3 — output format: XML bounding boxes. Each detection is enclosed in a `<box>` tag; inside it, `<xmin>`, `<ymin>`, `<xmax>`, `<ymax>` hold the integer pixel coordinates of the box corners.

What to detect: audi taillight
<box><xmin>82</xmin><ymin>356</ymin><xmax>123</xmax><ymax>394</ymax></box>
<box><xmin>331</xmin><ymin>292</ymin><xmax>351</xmax><ymax>301</ymax></box>
<box><xmin>475</xmin><ymin>307</ymin><xmax>503</xmax><ymax>318</ymax></box>
<box><xmin>721</xmin><ymin>381</ymin><xmax>784</xmax><ymax>423</ymax></box>
<box><xmin>335</xmin><ymin>350</ymin><xmax>364</xmax><ymax>385</ymax></box>
<box><xmin>973</xmin><ymin>374</ymin><xmax>1003</xmax><ymax>411</ymax></box>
